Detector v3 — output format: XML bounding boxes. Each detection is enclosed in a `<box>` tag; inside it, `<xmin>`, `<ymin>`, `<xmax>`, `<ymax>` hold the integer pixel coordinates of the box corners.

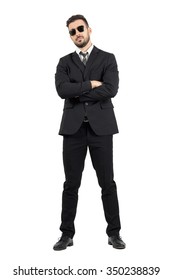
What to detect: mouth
<box><xmin>76</xmin><ymin>36</ymin><xmax>83</xmax><ymax>42</ymax></box>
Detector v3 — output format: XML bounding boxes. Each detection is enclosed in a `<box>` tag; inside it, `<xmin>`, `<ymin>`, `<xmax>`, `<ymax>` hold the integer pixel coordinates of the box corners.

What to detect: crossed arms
<box><xmin>55</xmin><ymin>53</ymin><xmax>119</xmax><ymax>102</ymax></box>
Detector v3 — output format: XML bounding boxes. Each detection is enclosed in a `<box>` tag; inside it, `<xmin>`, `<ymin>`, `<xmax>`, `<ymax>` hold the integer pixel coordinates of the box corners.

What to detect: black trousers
<box><xmin>60</xmin><ymin>122</ymin><xmax>121</xmax><ymax>238</ymax></box>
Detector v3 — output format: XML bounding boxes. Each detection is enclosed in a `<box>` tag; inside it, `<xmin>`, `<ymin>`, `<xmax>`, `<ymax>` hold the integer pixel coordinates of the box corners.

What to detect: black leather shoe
<box><xmin>108</xmin><ymin>235</ymin><xmax>126</xmax><ymax>249</ymax></box>
<box><xmin>53</xmin><ymin>236</ymin><xmax>73</xmax><ymax>251</ymax></box>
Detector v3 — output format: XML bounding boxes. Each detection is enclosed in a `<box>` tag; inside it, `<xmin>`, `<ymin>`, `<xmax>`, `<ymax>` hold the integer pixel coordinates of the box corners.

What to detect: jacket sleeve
<box><xmin>79</xmin><ymin>53</ymin><xmax>119</xmax><ymax>102</ymax></box>
<box><xmin>55</xmin><ymin>58</ymin><xmax>91</xmax><ymax>99</ymax></box>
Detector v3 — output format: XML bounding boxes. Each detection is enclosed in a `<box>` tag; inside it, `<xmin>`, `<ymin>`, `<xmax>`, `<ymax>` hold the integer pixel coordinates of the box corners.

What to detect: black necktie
<box><xmin>80</xmin><ymin>52</ymin><xmax>88</xmax><ymax>65</ymax></box>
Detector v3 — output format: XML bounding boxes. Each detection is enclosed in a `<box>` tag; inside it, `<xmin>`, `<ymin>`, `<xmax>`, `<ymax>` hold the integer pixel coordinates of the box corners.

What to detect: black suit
<box><xmin>55</xmin><ymin>46</ymin><xmax>119</xmax><ymax>135</ymax></box>
<box><xmin>55</xmin><ymin>46</ymin><xmax>121</xmax><ymax>238</ymax></box>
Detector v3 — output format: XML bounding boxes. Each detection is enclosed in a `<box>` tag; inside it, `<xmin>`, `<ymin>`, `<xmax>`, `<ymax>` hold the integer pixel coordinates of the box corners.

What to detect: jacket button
<box><xmin>85</xmin><ymin>102</ymin><xmax>88</xmax><ymax>105</ymax></box>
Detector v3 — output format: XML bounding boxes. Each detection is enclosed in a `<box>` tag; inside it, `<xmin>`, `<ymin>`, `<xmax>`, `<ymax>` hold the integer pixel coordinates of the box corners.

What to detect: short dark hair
<box><xmin>66</xmin><ymin>14</ymin><xmax>89</xmax><ymax>27</ymax></box>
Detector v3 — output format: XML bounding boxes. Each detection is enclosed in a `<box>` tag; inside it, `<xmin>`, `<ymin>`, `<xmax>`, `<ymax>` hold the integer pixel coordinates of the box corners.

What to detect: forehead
<box><xmin>68</xmin><ymin>19</ymin><xmax>86</xmax><ymax>30</ymax></box>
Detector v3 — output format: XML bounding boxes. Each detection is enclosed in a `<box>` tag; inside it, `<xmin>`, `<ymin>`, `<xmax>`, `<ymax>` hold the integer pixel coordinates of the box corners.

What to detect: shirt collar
<box><xmin>76</xmin><ymin>44</ymin><xmax>94</xmax><ymax>56</ymax></box>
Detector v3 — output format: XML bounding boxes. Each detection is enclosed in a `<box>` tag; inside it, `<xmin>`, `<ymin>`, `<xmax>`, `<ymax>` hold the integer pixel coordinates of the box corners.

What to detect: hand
<box><xmin>90</xmin><ymin>80</ymin><xmax>103</xmax><ymax>89</ymax></box>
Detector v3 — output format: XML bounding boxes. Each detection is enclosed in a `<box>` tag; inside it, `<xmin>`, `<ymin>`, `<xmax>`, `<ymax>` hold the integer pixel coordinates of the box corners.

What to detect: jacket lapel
<box><xmin>84</xmin><ymin>46</ymin><xmax>99</xmax><ymax>78</ymax></box>
<box><xmin>71</xmin><ymin>52</ymin><xmax>85</xmax><ymax>73</ymax></box>
<box><xmin>71</xmin><ymin>46</ymin><xmax>100</xmax><ymax>78</ymax></box>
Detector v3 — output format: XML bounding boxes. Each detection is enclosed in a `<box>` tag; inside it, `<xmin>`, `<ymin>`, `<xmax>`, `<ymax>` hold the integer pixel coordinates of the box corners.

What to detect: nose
<box><xmin>75</xmin><ymin>29</ymin><xmax>81</xmax><ymax>36</ymax></box>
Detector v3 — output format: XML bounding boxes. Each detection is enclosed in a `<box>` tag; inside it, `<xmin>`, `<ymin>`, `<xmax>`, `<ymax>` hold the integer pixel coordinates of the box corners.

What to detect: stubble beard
<box><xmin>74</xmin><ymin>35</ymin><xmax>90</xmax><ymax>48</ymax></box>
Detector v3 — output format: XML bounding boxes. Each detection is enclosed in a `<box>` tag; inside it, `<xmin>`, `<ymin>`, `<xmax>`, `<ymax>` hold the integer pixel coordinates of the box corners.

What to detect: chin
<box><xmin>76</xmin><ymin>42</ymin><xmax>86</xmax><ymax>48</ymax></box>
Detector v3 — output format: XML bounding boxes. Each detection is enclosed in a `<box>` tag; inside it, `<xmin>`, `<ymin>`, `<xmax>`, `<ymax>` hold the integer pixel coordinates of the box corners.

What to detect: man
<box><xmin>53</xmin><ymin>15</ymin><xmax>125</xmax><ymax>250</ymax></box>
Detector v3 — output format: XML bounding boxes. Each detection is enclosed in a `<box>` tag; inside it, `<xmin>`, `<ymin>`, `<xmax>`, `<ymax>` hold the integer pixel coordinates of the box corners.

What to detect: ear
<box><xmin>88</xmin><ymin>27</ymin><xmax>92</xmax><ymax>34</ymax></box>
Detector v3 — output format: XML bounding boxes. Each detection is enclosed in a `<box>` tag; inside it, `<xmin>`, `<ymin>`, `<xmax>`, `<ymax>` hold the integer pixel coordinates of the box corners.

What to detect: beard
<box><xmin>74</xmin><ymin>34</ymin><xmax>90</xmax><ymax>48</ymax></box>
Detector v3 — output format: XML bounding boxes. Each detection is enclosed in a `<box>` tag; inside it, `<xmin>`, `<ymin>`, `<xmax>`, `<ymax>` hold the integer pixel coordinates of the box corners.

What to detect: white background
<box><xmin>0</xmin><ymin>0</ymin><xmax>173</xmax><ymax>279</ymax></box>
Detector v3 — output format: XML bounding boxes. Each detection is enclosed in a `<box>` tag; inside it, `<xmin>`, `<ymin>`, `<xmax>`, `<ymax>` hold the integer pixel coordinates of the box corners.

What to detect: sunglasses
<box><xmin>69</xmin><ymin>25</ymin><xmax>85</xmax><ymax>36</ymax></box>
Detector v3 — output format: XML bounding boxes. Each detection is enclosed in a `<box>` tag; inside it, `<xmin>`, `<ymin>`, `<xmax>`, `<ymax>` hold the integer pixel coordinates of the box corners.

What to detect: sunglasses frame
<box><xmin>69</xmin><ymin>25</ymin><xmax>85</xmax><ymax>36</ymax></box>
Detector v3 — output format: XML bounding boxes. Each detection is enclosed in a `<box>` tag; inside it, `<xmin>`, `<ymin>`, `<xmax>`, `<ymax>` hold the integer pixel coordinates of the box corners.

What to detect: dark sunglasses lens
<box><xmin>69</xmin><ymin>29</ymin><xmax>76</xmax><ymax>36</ymax></box>
<box><xmin>77</xmin><ymin>25</ymin><xmax>84</xmax><ymax>32</ymax></box>
<box><xmin>69</xmin><ymin>25</ymin><xmax>84</xmax><ymax>36</ymax></box>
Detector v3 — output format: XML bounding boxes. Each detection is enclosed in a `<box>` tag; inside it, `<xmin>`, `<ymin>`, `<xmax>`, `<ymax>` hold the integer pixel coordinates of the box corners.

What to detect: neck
<box><xmin>79</xmin><ymin>41</ymin><xmax>92</xmax><ymax>52</ymax></box>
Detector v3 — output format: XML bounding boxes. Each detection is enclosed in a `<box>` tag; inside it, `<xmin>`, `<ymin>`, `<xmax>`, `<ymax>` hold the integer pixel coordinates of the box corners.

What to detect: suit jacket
<box><xmin>55</xmin><ymin>46</ymin><xmax>119</xmax><ymax>135</ymax></box>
